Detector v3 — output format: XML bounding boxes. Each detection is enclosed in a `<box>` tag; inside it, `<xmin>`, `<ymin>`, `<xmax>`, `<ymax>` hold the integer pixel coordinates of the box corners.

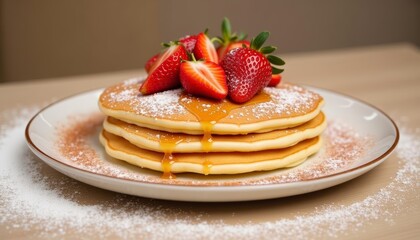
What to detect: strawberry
<box><xmin>222</xmin><ymin>48</ymin><xmax>271</xmax><ymax>103</ymax></box>
<box><xmin>221</xmin><ymin>32</ymin><xmax>285</xmax><ymax>103</ymax></box>
<box><xmin>140</xmin><ymin>43</ymin><xmax>188</xmax><ymax>95</ymax></box>
<box><xmin>193</xmin><ymin>32</ymin><xmax>218</xmax><ymax>63</ymax></box>
<box><xmin>180</xmin><ymin>56</ymin><xmax>227</xmax><ymax>100</ymax></box>
<box><xmin>144</xmin><ymin>53</ymin><xmax>160</xmax><ymax>73</ymax></box>
<box><xmin>145</xmin><ymin>35</ymin><xmax>196</xmax><ymax>73</ymax></box>
<box><xmin>179</xmin><ymin>35</ymin><xmax>198</xmax><ymax>53</ymax></box>
<box><xmin>268</xmin><ymin>74</ymin><xmax>282</xmax><ymax>87</ymax></box>
<box><xmin>217</xmin><ymin>40</ymin><xmax>250</xmax><ymax>63</ymax></box>
<box><xmin>215</xmin><ymin>18</ymin><xmax>249</xmax><ymax>62</ymax></box>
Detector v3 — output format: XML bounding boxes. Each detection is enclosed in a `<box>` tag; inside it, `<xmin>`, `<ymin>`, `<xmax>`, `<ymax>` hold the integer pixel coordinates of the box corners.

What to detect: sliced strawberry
<box><xmin>217</xmin><ymin>40</ymin><xmax>250</xmax><ymax>63</ymax></box>
<box><xmin>140</xmin><ymin>44</ymin><xmax>188</xmax><ymax>95</ymax></box>
<box><xmin>221</xmin><ymin>32</ymin><xmax>285</xmax><ymax>103</ymax></box>
<box><xmin>179</xmin><ymin>35</ymin><xmax>198</xmax><ymax>53</ymax></box>
<box><xmin>145</xmin><ymin>35</ymin><xmax>196</xmax><ymax>73</ymax></box>
<box><xmin>193</xmin><ymin>32</ymin><xmax>218</xmax><ymax>63</ymax></box>
<box><xmin>268</xmin><ymin>74</ymin><xmax>282</xmax><ymax>87</ymax></box>
<box><xmin>144</xmin><ymin>53</ymin><xmax>160</xmax><ymax>73</ymax></box>
<box><xmin>180</xmin><ymin>59</ymin><xmax>227</xmax><ymax>100</ymax></box>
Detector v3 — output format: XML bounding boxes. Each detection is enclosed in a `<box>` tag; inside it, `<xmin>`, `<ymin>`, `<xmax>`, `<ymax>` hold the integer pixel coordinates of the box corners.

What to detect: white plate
<box><xmin>25</xmin><ymin>87</ymin><xmax>399</xmax><ymax>202</ymax></box>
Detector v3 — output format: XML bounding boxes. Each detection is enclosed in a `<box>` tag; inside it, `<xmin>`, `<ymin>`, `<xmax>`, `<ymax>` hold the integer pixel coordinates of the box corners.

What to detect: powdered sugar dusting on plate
<box><xmin>56</xmin><ymin>114</ymin><xmax>163</xmax><ymax>182</ymax></box>
<box><xmin>1</xmin><ymin>107</ymin><xmax>418</xmax><ymax>239</ymax></box>
<box><xmin>54</xmin><ymin>115</ymin><xmax>368</xmax><ymax>186</ymax></box>
<box><xmin>244</xmin><ymin>121</ymin><xmax>371</xmax><ymax>185</ymax></box>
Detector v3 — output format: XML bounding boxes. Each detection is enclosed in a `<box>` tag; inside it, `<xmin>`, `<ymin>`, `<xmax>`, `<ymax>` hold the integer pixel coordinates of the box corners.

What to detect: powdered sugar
<box><xmin>104</xmin><ymin>84</ymin><xmax>188</xmax><ymax>118</ymax></box>
<box><xmin>100</xmin><ymin>81</ymin><xmax>322</xmax><ymax>123</ymax></box>
<box><xmin>1</xmin><ymin>107</ymin><xmax>418</xmax><ymax>239</ymax></box>
<box><xmin>123</xmin><ymin>77</ymin><xmax>144</xmax><ymax>86</ymax></box>
<box><xmin>136</xmin><ymin>89</ymin><xmax>187</xmax><ymax>118</ymax></box>
<box><xmin>251</xmin><ymin>85</ymin><xmax>320</xmax><ymax>119</ymax></box>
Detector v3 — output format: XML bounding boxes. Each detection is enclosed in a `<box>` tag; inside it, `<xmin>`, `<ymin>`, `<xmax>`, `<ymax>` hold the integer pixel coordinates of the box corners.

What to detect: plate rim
<box><xmin>24</xmin><ymin>85</ymin><xmax>400</xmax><ymax>188</ymax></box>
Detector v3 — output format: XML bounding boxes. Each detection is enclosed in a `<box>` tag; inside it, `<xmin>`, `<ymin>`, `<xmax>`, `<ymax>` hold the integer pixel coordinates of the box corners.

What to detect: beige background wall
<box><xmin>1</xmin><ymin>0</ymin><xmax>419</xmax><ymax>82</ymax></box>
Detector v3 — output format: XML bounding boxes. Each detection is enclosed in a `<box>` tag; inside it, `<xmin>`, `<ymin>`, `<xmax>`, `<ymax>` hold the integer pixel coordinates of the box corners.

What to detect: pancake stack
<box><xmin>98</xmin><ymin>78</ymin><xmax>326</xmax><ymax>177</ymax></box>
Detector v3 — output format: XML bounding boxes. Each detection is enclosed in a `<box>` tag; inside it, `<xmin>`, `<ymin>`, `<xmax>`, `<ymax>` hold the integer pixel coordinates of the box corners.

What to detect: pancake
<box><xmin>98</xmin><ymin>77</ymin><xmax>326</xmax><ymax>177</ymax></box>
<box><xmin>99</xmin><ymin>130</ymin><xmax>323</xmax><ymax>175</ymax></box>
<box><xmin>103</xmin><ymin>112</ymin><xmax>327</xmax><ymax>153</ymax></box>
<box><xmin>98</xmin><ymin>78</ymin><xmax>324</xmax><ymax>135</ymax></box>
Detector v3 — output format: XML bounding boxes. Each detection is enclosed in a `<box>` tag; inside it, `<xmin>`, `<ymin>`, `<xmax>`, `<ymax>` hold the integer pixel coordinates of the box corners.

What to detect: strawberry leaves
<box><xmin>268</xmin><ymin>55</ymin><xmax>285</xmax><ymax>74</ymax></box>
<box><xmin>260</xmin><ymin>46</ymin><xmax>276</xmax><ymax>54</ymax></box>
<box><xmin>249</xmin><ymin>31</ymin><xmax>285</xmax><ymax>74</ymax></box>
<box><xmin>250</xmin><ymin>32</ymin><xmax>269</xmax><ymax>50</ymax></box>
<box><xmin>217</xmin><ymin>18</ymin><xmax>247</xmax><ymax>46</ymax></box>
<box><xmin>221</xmin><ymin>17</ymin><xmax>232</xmax><ymax>42</ymax></box>
<box><xmin>216</xmin><ymin>18</ymin><xmax>250</xmax><ymax>63</ymax></box>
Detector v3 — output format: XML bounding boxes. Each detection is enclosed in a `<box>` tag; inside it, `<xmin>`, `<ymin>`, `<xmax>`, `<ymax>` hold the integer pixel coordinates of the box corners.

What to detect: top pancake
<box><xmin>98</xmin><ymin>77</ymin><xmax>324</xmax><ymax>134</ymax></box>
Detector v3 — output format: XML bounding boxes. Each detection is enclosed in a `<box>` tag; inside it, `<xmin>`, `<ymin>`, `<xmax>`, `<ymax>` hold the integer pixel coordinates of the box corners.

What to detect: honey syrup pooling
<box><xmin>179</xmin><ymin>91</ymin><xmax>271</xmax><ymax>175</ymax></box>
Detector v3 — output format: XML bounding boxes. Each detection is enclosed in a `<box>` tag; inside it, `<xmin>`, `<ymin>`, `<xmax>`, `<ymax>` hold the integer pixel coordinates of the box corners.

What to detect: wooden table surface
<box><xmin>0</xmin><ymin>43</ymin><xmax>419</xmax><ymax>239</ymax></box>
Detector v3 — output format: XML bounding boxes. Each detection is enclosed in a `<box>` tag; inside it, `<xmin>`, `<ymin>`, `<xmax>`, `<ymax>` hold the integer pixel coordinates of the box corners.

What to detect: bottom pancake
<box><xmin>99</xmin><ymin>130</ymin><xmax>323</xmax><ymax>175</ymax></box>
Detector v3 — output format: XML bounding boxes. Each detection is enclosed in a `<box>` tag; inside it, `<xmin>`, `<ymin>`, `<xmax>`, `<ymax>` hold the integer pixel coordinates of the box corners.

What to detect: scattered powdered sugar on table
<box><xmin>1</xmin><ymin>107</ymin><xmax>418</xmax><ymax>239</ymax></box>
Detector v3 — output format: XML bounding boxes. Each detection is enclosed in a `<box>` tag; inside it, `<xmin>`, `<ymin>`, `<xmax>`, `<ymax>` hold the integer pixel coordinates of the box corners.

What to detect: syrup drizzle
<box><xmin>158</xmin><ymin>133</ymin><xmax>184</xmax><ymax>179</ymax></box>
<box><xmin>202</xmin><ymin>159</ymin><xmax>213</xmax><ymax>175</ymax></box>
<box><xmin>179</xmin><ymin>91</ymin><xmax>271</xmax><ymax>175</ymax></box>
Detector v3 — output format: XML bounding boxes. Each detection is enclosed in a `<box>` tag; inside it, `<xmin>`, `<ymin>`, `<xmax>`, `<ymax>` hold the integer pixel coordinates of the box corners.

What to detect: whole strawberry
<box><xmin>221</xmin><ymin>32</ymin><xmax>285</xmax><ymax>103</ymax></box>
<box><xmin>268</xmin><ymin>74</ymin><xmax>282</xmax><ymax>87</ymax></box>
